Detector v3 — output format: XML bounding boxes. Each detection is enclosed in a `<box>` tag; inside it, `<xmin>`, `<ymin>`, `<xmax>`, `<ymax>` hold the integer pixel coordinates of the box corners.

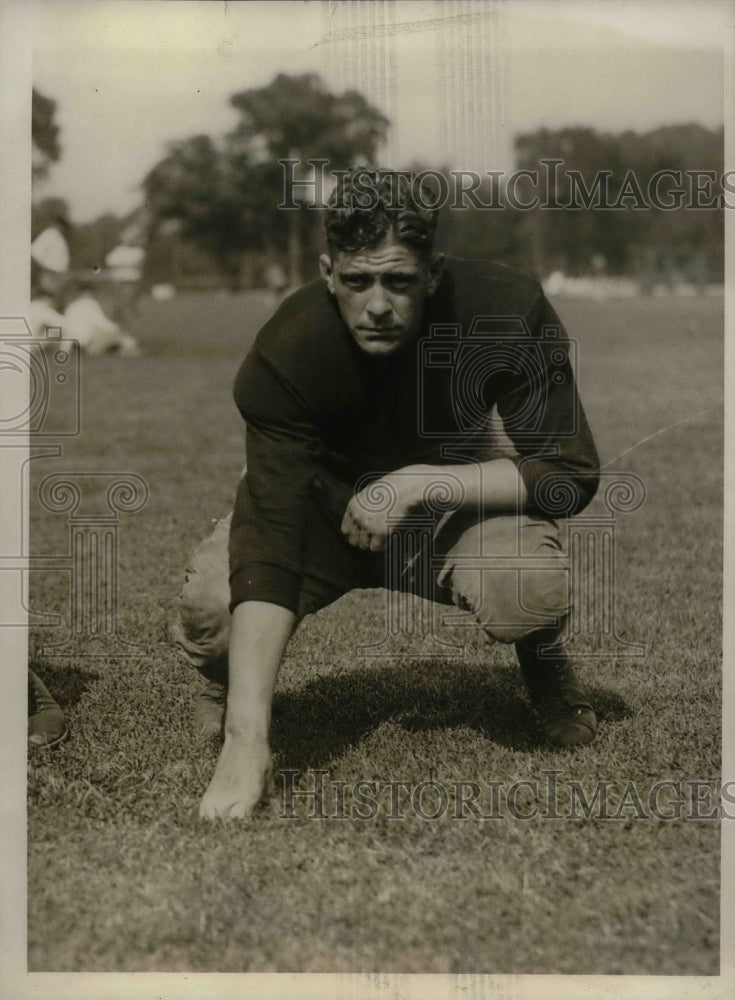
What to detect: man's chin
<box><xmin>352</xmin><ymin>332</ymin><xmax>409</xmax><ymax>356</ymax></box>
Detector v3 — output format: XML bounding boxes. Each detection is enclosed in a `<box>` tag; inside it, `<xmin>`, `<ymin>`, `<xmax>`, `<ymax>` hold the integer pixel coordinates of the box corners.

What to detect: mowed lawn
<box><xmin>27</xmin><ymin>288</ymin><xmax>723</xmax><ymax>974</ymax></box>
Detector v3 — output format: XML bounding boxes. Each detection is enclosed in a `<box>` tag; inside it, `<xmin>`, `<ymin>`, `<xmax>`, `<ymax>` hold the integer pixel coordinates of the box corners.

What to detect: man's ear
<box><xmin>427</xmin><ymin>252</ymin><xmax>445</xmax><ymax>296</ymax></box>
<box><xmin>319</xmin><ymin>253</ymin><xmax>336</xmax><ymax>295</ymax></box>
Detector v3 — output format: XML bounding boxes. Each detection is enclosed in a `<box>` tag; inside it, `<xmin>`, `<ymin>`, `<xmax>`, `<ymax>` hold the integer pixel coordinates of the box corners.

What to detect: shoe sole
<box><xmin>28</xmin><ymin>727</ymin><xmax>69</xmax><ymax>750</ymax></box>
<box><xmin>541</xmin><ymin>709</ymin><xmax>597</xmax><ymax>747</ymax></box>
<box><xmin>544</xmin><ymin>723</ymin><xmax>597</xmax><ymax>747</ymax></box>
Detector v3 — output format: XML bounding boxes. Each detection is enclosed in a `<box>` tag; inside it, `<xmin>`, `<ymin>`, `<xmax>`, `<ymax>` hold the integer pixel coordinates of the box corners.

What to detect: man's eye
<box><xmin>341</xmin><ymin>276</ymin><xmax>368</xmax><ymax>289</ymax></box>
<box><xmin>385</xmin><ymin>277</ymin><xmax>412</xmax><ymax>291</ymax></box>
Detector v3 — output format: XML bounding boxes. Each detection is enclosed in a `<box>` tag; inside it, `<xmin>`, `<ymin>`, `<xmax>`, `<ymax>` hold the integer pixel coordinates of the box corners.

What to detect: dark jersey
<box><xmin>229</xmin><ymin>258</ymin><xmax>600</xmax><ymax>612</ymax></box>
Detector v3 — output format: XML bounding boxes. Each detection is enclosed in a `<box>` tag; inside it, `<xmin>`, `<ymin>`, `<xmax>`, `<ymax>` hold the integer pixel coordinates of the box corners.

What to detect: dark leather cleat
<box><xmin>194</xmin><ymin>678</ymin><xmax>227</xmax><ymax>738</ymax></box>
<box><xmin>28</xmin><ymin>669</ymin><xmax>68</xmax><ymax>749</ymax></box>
<box><xmin>516</xmin><ymin>649</ymin><xmax>597</xmax><ymax>747</ymax></box>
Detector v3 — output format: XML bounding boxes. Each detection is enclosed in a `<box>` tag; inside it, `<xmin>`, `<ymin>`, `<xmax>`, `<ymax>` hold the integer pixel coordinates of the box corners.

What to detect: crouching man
<box><xmin>172</xmin><ymin>169</ymin><xmax>600</xmax><ymax>821</ymax></box>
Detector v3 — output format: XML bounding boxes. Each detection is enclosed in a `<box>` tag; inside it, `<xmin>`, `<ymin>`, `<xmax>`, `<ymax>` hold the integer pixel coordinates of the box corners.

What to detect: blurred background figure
<box><xmin>28</xmin><ymin>220</ymin><xmax>70</xmax><ymax>749</ymax></box>
<box><xmin>30</xmin><ymin>216</ymin><xmax>70</xmax><ymax>345</ymax></box>
<box><xmin>31</xmin><ymin>221</ymin><xmax>69</xmax><ymax>291</ymax></box>
<box><xmin>63</xmin><ymin>280</ymin><xmax>141</xmax><ymax>357</ymax></box>
<box><xmin>104</xmin><ymin>223</ymin><xmax>146</xmax><ymax>328</ymax></box>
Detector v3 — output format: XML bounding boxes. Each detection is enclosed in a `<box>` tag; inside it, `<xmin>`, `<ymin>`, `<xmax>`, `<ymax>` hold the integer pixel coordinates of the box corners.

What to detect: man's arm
<box><xmin>496</xmin><ymin>291</ymin><xmax>600</xmax><ymax>517</ymax></box>
<box><xmin>229</xmin><ymin>348</ymin><xmax>323</xmax><ymax>612</ymax></box>
<box><xmin>342</xmin><ymin>289</ymin><xmax>599</xmax><ymax>551</ymax></box>
<box><xmin>199</xmin><ymin>601</ymin><xmax>295</xmax><ymax>821</ymax></box>
<box><xmin>341</xmin><ymin>458</ymin><xmax>526</xmax><ymax>551</ymax></box>
<box><xmin>225</xmin><ymin>601</ymin><xmax>295</xmax><ymax>739</ymax></box>
<box><xmin>200</xmin><ymin>348</ymin><xmax>320</xmax><ymax>821</ymax></box>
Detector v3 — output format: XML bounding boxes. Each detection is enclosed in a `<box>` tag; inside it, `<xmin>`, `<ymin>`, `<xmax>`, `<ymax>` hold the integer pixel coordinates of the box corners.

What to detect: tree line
<box><xmin>32</xmin><ymin>79</ymin><xmax>725</xmax><ymax>289</ymax></box>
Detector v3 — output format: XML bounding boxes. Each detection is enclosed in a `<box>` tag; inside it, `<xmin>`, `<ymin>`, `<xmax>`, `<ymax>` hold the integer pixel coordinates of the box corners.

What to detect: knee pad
<box><xmin>453</xmin><ymin>563</ymin><xmax>570</xmax><ymax>644</ymax></box>
<box><xmin>171</xmin><ymin>515</ymin><xmax>232</xmax><ymax>670</ymax></box>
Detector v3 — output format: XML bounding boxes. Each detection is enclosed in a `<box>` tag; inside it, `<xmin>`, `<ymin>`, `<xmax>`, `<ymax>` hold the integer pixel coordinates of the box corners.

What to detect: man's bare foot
<box><xmin>199</xmin><ymin>734</ymin><xmax>274</xmax><ymax>820</ymax></box>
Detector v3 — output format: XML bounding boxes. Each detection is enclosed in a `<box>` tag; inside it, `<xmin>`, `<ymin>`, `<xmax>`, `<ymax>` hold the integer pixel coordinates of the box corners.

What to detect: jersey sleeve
<box><xmin>496</xmin><ymin>291</ymin><xmax>600</xmax><ymax>517</ymax></box>
<box><xmin>228</xmin><ymin>347</ymin><xmax>321</xmax><ymax>613</ymax></box>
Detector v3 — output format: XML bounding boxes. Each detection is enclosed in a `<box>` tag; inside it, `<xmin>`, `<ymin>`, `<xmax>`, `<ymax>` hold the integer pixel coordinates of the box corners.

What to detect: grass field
<box><xmin>27</xmin><ymin>288</ymin><xmax>723</xmax><ymax>974</ymax></box>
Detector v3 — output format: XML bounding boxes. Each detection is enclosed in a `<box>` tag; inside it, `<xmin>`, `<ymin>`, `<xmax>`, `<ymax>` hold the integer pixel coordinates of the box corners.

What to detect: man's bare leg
<box><xmin>199</xmin><ymin>601</ymin><xmax>295</xmax><ymax>820</ymax></box>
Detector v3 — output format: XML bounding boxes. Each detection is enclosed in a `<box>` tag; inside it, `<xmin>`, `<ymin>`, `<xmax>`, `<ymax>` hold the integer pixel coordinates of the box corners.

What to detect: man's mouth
<box><xmin>359</xmin><ymin>327</ymin><xmax>400</xmax><ymax>337</ymax></box>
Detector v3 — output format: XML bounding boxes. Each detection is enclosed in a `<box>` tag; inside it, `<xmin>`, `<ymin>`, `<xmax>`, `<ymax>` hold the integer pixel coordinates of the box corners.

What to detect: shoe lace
<box><xmin>530</xmin><ymin>659</ymin><xmax>592</xmax><ymax>715</ymax></box>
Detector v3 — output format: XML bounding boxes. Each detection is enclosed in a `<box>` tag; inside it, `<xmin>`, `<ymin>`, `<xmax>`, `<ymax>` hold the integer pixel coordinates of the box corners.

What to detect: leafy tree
<box><xmin>72</xmin><ymin>212</ymin><xmax>133</xmax><ymax>271</ymax></box>
<box><xmin>418</xmin><ymin>166</ymin><xmax>530</xmax><ymax>269</ymax></box>
<box><xmin>227</xmin><ymin>72</ymin><xmax>388</xmax><ymax>163</ymax></box>
<box><xmin>32</xmin><ymin>87</ymin><xmax>61</xmax><ymax>180</ymax></box>
<box><xmin>513</xmin><ymin>124</ymin><xmax>724</xmax><ymax>280</ymax></box>
<box><xmin>31</xmin><ymin>196</ymin><xmax>70</xmax><ymax>241</ymax></box>
<box><xmin>142</xmin><ymin>134</ymin><xmax>258</xmax><ymax>287</ymax></box>
<box><xmin>142</xmin><ymin>74</ymin><xmax>390</xmax><ymax>287</ymax></box>
<box><xmin>227</xmin><ymin>73</ymin><xmax>389</xmax><ymax>274</ymax></box>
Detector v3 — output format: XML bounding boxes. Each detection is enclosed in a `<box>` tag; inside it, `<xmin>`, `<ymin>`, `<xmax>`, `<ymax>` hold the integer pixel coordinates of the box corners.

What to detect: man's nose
<box><xmin>366</xmin><ymin>283</ymin><xmax>392</xmax><ymax>322</ymax></box>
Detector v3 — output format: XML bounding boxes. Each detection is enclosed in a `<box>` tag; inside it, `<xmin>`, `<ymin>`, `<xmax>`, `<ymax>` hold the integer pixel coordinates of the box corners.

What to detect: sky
<box><xmin>25</xmin><ymin>0</ymin><xmax>732</xmax><ymax>222</ymax></box>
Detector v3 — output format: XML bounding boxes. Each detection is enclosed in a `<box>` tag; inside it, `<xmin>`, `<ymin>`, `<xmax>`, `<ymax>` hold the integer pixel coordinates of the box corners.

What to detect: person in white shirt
<box><xmin>63</xmin><ymin>285</ymin><xmax>141</xmax><ymax>357</ymax></box>
<box><xmin>31</xmin><ymin>224</ymin><xmax>141</xmax><ymax>356</ymax></box>
<box><xmin>28</xmin><ymin>225</ymin><xmax>72</xmax><ymax>745</ymax></box>
<box><xmin>30</xmin><ymin>223</ymin><xmax>70</xmax><ymax>346</ymax></box>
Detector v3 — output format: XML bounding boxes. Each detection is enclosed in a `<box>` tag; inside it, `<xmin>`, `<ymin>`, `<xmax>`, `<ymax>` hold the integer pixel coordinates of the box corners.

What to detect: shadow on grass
<box><xmin>587</xmin><ymin>686</ymin><xmax>630</xmax><ymax>724</ymax></box>
<box><xmin>271</xmin><ymin>660</ymin><xmax>631</xmax><ymax>773</ymax></box>
<box><xmin>27</xmin><ymin>661</ymin><xmax>100</xmax><ymax>710</ymax></box>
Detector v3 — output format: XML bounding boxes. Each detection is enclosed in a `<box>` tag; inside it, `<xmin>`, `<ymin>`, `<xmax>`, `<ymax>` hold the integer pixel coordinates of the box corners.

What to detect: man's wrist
<box><xmin>395</xmin><ymin>464</ymin><xmax>462</xmax><ymax>510</ymax></box>
<box><xmin>396</xmin><ymin>460</ymin><xmax>525</xmax><ymax>514</ymax></box>
<box><xmin>224</xmin><ymin>712</ymin><xmax>270</xmax><ymax>741</ymax></box>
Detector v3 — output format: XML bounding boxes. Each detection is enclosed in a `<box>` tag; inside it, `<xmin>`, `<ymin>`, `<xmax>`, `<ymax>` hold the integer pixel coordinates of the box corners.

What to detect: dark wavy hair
<box><xmin>324</xmin><ymin>169</ymin><xmax>440</xmax><ymax>257</ymax></box>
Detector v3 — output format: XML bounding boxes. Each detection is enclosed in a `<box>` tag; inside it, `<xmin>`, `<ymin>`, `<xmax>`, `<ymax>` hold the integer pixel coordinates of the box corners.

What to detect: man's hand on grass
<box><xmin>199</xmin><ymin>733</ymin><xmax>275</xmax><ymax>821</ymax></box>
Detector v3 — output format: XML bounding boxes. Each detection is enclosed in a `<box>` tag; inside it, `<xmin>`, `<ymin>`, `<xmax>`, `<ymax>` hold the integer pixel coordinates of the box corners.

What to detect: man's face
<box><xmin>320</xmin><ymin>233</ymin><xmax>444</xmax><ymax>357</ymax></box>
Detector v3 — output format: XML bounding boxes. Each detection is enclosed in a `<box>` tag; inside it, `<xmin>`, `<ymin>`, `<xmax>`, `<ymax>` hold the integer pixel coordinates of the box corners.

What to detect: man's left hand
<box><xmin>341</xmin><ymin>466</ymin><xmax>433</xmax><ymax>551</ymax></box>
